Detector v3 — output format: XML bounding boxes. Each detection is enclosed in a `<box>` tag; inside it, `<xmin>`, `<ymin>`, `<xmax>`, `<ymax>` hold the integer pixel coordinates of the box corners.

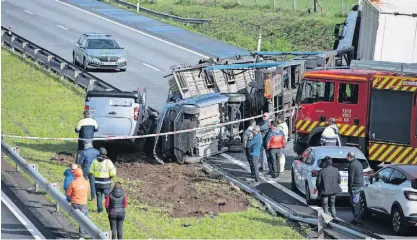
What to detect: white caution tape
<box><xmin>2</xmin><ymin>107</ymin><xmax>294</xmax><ymax>141</ymax></box>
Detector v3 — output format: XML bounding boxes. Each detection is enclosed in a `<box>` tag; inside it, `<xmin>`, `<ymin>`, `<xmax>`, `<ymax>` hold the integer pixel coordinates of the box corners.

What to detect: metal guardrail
<box><xmin>202</xmin><ymin>163</ymin><xmax>384</xmax><ymax>240</ymax></box>
<box><xmin>1</xmin><ymin>141</ymin><xmax>108</xmax><ymax>239</ymax></box>
<box><xmin>104</xmin><ymin>0</ymin><xmax>211</xmax><ymax>24</ymax></box>
<box><xmin>0</xmin><ymin>26</ymin><xmax>121</xmax><ymax>92</ymax></box>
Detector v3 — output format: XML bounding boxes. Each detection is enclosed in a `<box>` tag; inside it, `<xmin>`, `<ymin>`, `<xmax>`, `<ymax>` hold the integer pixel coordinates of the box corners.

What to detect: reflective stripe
<box><xmin>95</xmin><ymin>180</ymin><xmax>111</xmax><ymax>184</ymax></box>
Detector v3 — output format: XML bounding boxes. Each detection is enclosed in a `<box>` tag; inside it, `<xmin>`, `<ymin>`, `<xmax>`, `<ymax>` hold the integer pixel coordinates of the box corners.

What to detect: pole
<box><xmin>273</xmin><ymin>0</ymin><xmax>276</xmax><ymax>9</ymax></box>
<box><xmin>341</xmin><ymin>0</ymin><xmax>345</xmax><ymax>15</ymax></box>
<box><xmin>137</xmin><ymin>0</ymin><xmax>140</xmax><ymax>12</ymax></box>
<box><xmin>257</xmin><ymin>31</ymin><xmax>262</xmax><ymax>52</ymax></box>
<box><xmin>313</xmin><ymin>0</ymin><xmax>317</xmax><ymax>12</ymax></box>
<box><xmin>293</xmin><ymin>0</ymin><xmax>296</xmax><ymax>10</ymax></box>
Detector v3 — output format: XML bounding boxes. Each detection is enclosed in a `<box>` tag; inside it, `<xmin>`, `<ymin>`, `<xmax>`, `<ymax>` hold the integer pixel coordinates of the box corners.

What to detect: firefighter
<box><xmin>75</xmin><ymin>110</ymin><xmax>98</xmax><ymax>161</ymax></box>
<box><xmin>77</xmin><ymin>141</ymin><xmax>100</xmax><ymax>201</ymax></box>
<box><xmin>277</xmin><ymin>115</ymin><xmax>289</xmax><ymax>174</ymax></box>
<box><xmin>66</xmin><ymin>168</ymin><xmax>90</xmax><ymax>238</ymax></box>
<box><xmin>320</xmin><ymin>118</ymin><xmax>341</xmax><ymax>146</ymax></box>
<box><xmin>90</xmin><ymin>147</ymin><xmax>117</xmax><ymax>213</ymax></box>
<box><xmin>265</xmin><ymin>120</ymin><xmax>286</xmax><ymax>179</ymax></box>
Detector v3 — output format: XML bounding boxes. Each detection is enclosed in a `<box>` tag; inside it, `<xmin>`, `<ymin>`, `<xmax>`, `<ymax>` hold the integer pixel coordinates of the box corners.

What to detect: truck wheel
<box><xmin>223</xmin><ymin>93</ymin><xmax>246</xmax><ymax>103</ymax></box>
<box><xmin>182</xmin><ymin>104</ymin><xmax>200</xmax><ymax>115</ymax></box>
<box><xmin>184</xmin><ymin>156</ymin><xmax>201</xmax><ymax>164</ymax></box>
<box><xmin>228</xmin><ymin>144</ymin><xmax>244</xmax><ymax>152</ymax></box>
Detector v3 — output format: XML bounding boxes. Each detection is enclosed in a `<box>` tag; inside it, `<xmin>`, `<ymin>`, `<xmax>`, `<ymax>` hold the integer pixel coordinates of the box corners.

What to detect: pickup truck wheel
<box><xmin>183</xmin><ymin>104</ymin><xmax>200</xmax><ymax>115</ymax></box>
<box><xmin>223</xmin><ymin>93</ymin><xmax>246</xmax><ymax>103</ymax></box>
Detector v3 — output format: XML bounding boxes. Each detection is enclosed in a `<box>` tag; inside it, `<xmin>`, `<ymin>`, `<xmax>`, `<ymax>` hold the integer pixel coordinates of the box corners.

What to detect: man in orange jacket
<box><xmin>66</xmin><ymin>168</ymin><xmax>90</xmax><ymax>238</ymax></box>
<box><xmin>264</xmin><ymin>120</ymin><xmax>286</xmax><ymax>179</ymax></box>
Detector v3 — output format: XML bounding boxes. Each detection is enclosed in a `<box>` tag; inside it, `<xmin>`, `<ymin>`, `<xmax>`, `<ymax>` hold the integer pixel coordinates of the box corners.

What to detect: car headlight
<box><xmin>118</xmin><ymin>56</ymin><xmax>127</xmax><ymax>62</ymax></box>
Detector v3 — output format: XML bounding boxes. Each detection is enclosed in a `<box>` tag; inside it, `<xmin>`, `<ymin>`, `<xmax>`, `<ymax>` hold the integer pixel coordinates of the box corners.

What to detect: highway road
<box><xmin>2</xmin><ymin>0</ymin><xmax>416</xmax><ymax>239</ymax></box>
<box><xmin>1</xmin><ymin>191</ymin><xmax>44</xmax><ymax>240</ymax></box>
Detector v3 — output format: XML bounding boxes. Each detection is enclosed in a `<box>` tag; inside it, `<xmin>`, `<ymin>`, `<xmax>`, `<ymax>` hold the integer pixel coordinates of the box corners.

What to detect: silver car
<box><xmin>73</xmin><ymin>33</ymin><xmax>127</xmax><ymax>71</ymax></box>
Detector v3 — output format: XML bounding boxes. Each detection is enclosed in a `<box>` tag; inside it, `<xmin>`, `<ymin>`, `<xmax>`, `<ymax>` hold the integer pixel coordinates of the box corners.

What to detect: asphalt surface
<box><xmin>2</xmin><ymin>0</ymin><xmax>416</xmax><ymax>239</ymax></box>
<box><xmin>1</xmin><ymin>201</ymin><xmax>35</xmax><ymax>240</ymax></box>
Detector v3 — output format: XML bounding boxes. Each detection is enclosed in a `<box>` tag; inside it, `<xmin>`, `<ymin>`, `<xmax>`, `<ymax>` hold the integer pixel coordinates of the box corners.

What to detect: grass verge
<box><xmin>1</xmin><ymin>49</ymin><xmax>305</xmax><ymax>238</ymax></box>
<box><xmin>108</xmin><ymin>0</ymin><xmax>357</xmax><ymax>51</ymax></box>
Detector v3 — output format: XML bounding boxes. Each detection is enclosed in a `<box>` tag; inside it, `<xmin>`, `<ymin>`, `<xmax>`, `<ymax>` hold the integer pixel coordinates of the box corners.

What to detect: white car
<box><xmin>362</xmin><ymin>164</ymin><xmax>417</xmax><ymax>235</ymax></box>
<box><xmin>291</xmin><ymin>146</ymin><xmax>374</xmax><ymax>204</ymax></box>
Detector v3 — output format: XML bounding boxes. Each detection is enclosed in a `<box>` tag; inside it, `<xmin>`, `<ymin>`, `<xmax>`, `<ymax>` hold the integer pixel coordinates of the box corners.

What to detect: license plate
<box><xmin>341</xmin><ymin>177</ymin><xmax>348</xmax><ymax>185</ymax></box>
<box><xmin>102</xmin><ymin>62</ymin><xmax>116</xmax><ymax>65</ymax></box>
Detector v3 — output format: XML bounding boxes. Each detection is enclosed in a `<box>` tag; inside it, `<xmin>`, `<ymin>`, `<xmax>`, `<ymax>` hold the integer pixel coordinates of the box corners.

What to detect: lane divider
<box><xmin>2</xmin><ymin>107</ymin><xmax>295</xmax><ymax>141</ymax></box>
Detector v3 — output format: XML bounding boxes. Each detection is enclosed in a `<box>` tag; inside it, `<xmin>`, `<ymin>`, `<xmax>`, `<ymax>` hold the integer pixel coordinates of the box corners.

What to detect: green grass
<box><xmin>112</xmin><ymin>0</ymin><xmax>358</xmax><ymax>52</ymax></box>
<box><xmin>1</xmin><ymin>49</ymin><xmax>305</xmax><ymax>238</ymax></box>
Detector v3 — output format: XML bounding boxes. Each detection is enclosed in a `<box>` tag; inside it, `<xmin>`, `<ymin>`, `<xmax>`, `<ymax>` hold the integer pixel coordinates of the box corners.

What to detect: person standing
<box><xmin>77</xmin><ymin>141</ymin><xmax>100</xmax><ymax>201</ymax></box>
<box><xmin>105</xmin><ymin>182</ymin><xmax>128</xmax><ymax>240</ymax></box>
<box><xmin>320</xmin><ymin>118</ymin><xmax>341</xmax><ymax>146</ymax></box>
<box><xmin>259</xmin><ymin>112</ymin><xmax>271</xmax><ymax>173</ymax></box>
<box><xmin>246</xmin><ymin>126</ymin><xmax>262</xmax><ymax>182</ymax></box>
<box><xmin>243</xmin><ymin>120</ymin><xmax>257</xmax><ymax>161</ymax></box>
<box><xmin>66</xmin><ymin>168</ymin><xmax>90</xmax><ymax>238</ymax></box>
<box><xmin>90</xmin><ymin>147</ymin><xmax>117</xmax><ymax>213</ymax></box>
<box><xmin>265</xmin><ymin>121</ymin><xmax>286</xmax><ymax>179</ymax></box>
<box><xmin>316</xmin><ymin>156</ymin><xmax>342</xmax><ymax>218</ymax></box>
<box><xmin>277</xmin><ymin>116</ymin><xmax>289</xmax><ymax>174</ymax></box>
<box><xmin>75</xmin><ymin>110</ymin><xmax>98</xmax><ymax>161</ymax></box>
<box><xmin>63</xmin><ymin>163</ymin><xmax>78</xmax><ymax>201</ymax></box>
<box><xmin>347</xmin><ymin>152</ymin><xmax>364</xmax><ymax>225</ymax></box>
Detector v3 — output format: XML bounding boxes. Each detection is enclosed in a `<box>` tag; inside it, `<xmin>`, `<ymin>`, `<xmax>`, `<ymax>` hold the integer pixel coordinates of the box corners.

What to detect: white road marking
<box><xmin>55</xmin><ymin>0</ymin><xmax>209</xmax><ymax>59</ymax></box>
<box><xmin>24</xmin><ymin>10</ymin><xmax>33</xmax><ymax>15</ymax></box>
<box><xmin>56</xmin><ymin>25</ymin><xmax>68</xmax><ymax>30</ymax></box>
<box><xmin>1</xmin><ymin>191</ymin><xmax>46</xmax><ymax>240</ymax></box>
<box><xmin>221</xmin><ymin>153</ymin><xmax>309</xmax><ymax>205</ymax></box>
<box><xmin>142</xmin><ymin>63</ymin><xmax>161</xmax><ymax>72</ymax></box>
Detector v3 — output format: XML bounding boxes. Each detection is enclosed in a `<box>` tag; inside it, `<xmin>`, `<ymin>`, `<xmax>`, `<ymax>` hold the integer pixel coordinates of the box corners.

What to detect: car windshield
<box><xmin>296</xmin><ymin>80</ymin><xmax>334</xmax><ymax>104</ymax></box>
<box><xmin>86</xmin><ymin>39</ymin><xmax>120</xmax><ymax>49</ymax></box>
<box><xmin>318</xmin><ymin>158</ymin><xmax>369</xmax><ymax>171</ymax></box>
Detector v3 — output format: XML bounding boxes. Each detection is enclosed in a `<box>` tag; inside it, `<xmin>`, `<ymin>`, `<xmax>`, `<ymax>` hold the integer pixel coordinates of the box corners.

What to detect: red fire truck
<box><xmin>292</xmin><ymin>61</ymin><xmax>417</xmax><ymax>168</ymax></box>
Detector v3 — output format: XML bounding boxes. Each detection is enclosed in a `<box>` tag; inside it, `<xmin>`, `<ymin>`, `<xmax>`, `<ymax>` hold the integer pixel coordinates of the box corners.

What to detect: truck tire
<box><xmin>223</xmin><ymin>93</ymin><xmax>246</xmax><ymax>103</ymax></box>
<box><xmin>183</xmin><ymin>104</ymin><xmax>200</xmax><ymax>115</ymax></box>
<box><xmin>184</xmin><ymin>156</ymin><xmax>202</xmax><ymax>164</ymax></box>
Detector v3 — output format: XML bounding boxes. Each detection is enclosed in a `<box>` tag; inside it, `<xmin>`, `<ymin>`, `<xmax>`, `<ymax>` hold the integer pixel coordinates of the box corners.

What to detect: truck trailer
<box><xmin>334</xmin><ymin>0</ymin><xmax>417</xmax><ymax>63</ymax></box>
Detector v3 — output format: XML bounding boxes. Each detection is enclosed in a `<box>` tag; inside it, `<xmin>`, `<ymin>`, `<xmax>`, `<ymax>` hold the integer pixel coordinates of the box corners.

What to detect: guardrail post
<box><xmin>60</xmin><ymin>63</ymin><xmax>67</xmax><ymax>79</ymax></box>
<box><xmin>1</xmin><ymin>30</ymin><xmax>5</xmax><ymax>46</ymax></box>
<box><xmin>22</xmin><ymin>42</ymin><xmax>28</xmax><ymax>57</ymax></box>
<box><xmin>29</xmin><ymin>163</ymin><xmax>39</xmax><ymax>192</ymax></box>
<box><xmin>47</xmin><ymin>55</ymin><xmax>53</xmax><ymax>69</ymax></box>
<box><xmin>51</xmin><ymin>182</ymin><xmax>60</xmax><ymax>213</ymax></box>
<box><xmin>10</xmin><ymin>146</ymin><xmax>21</xmax><ymax>172</ymax></box>
<box><xmin>10</xmin><ymin>36</ymin><xmax>16</xmax><ymax>52</ymax></box>
<box><xmin>317</xmin><ymin>208</ymin><xmax>333</xmax><ymax>239</ymax></box>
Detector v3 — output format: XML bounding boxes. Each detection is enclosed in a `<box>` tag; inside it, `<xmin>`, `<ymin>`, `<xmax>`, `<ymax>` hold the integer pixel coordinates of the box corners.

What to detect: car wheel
<box><xmin>360</xmin><ymin>192</ymin><xmax>370</xmax><ymax>219</ymax></box>
<box><xmin>305</xmin><ymin>182</ymin><xmax>315</xmax><ymax>205</ymax></box>
<box><xmin>391</xmin><ymin>206</ymin><xmax>409</xmax><ymax>235</ymax></box>
<box><xmin>83</xmin><ymin>57</ymin><xmax>88</xmax><ymax>71</ymax></box>
<box><xmin>291</xmin><ymin>169</ymin><xmax>297</xmax><ymax>192</ymax></box>
<box><xmin>73</xmin><ymin>52</ymin><xmax>77</xmax><ymax>66</ymax></box>
<box><xmin>182</xmin><ymin>104</ymin><xmax>200</xmax><ymax>115</ymax></box>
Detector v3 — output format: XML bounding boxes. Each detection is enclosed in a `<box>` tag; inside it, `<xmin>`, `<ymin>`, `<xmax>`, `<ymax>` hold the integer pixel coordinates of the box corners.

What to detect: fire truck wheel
<box><xmin>228</xmin><ymin>144</ymin><xmax>244</xmax><ymax>152</ymax></box>
<box><xmin>184</xmin><ymin>156</ymin><xmax>202</xmax><ymax>164</ymax></box>
<box><xmin>223</xmin><ymin>93</ymin><xmax>246</xmax><ymax>103</ymax></box>
<box><xmin>183</xmin><ymin>104</ymin><xmax>200</xmax><ymax>115</ymax></box>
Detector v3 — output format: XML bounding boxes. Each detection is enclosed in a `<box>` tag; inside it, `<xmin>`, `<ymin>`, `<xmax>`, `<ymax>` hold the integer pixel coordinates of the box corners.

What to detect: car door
<box><xmin>366</xmin><ymin>167</ymin><xmax>393</xmax><ymax>210</ymax></box>
<box><xmin>383</xmin><ymin>169</ymin><xmax>407</xmax><ymax>214</ymax></box>
<box><xmin>293</xmin><ymin>148</ymin><xmax>311</xmax><ymax>190</ymax></box>
<box><xmin>302</xmin><ymin>151</ymin><xmax>316</xmax><ymax>194</ymax></box>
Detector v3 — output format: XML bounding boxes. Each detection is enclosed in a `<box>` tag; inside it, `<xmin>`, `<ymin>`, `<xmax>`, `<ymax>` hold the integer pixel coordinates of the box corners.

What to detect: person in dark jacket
<box><xmin>258</xmin><ymin>112</ymin><xmax>271</xmax><ymax>173</ymax></box>
<box><xmin>243</xmin><ymin>120</ymin><xmax>256</xmax><ymax>166</ymax></box>
<box><xmin>264</xmin><ymin>121</ymin><xmax>286</xmax><ymax>179</ymax></box>
<box><xmin>316</xmin><ymin>156</ymin><xmax>342</xmax><ymax>218</ymax></box>
<box><xmin>105</xmin><ymin>182</ymin><xmax>128</xmax><ymax>240</ymax></box>
<box><xmin>77</xmin><ymin>141</ymin><xmax>100</xmax><ymax>200</ymax></box>
<box><xmin>75</xmin><ymin>110</ymin><xmax>98</xmax><ymax>160</ymax></box>
<box><xmin>246</xmin><ymin>126</ymin><xmax>262</xmax><ymax>182</ymax></box>
<box><xmin>347</xmin><ymin>152</ymin><xmax>364</xmax><ymax>225</ymax></box>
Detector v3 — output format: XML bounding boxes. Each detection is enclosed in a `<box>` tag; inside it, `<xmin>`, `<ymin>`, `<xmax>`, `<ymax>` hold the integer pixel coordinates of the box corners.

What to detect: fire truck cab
<box><xmin>293</xmin><ymin>61</ymin><xmax>417</xmax><ymax>168</ymax></box>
